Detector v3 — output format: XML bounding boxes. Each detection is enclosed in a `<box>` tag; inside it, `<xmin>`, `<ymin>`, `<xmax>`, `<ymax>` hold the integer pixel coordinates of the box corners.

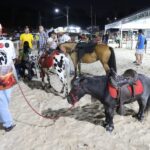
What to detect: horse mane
<box><xmin>59</xmin><ymin>42</ymin><xmax>77</xmax><ymax>47</ymax></box>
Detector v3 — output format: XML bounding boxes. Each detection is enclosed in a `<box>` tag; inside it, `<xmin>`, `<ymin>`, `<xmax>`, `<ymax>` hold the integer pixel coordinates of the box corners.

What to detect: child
<box><xmin>15</xmin><ymin>41</ymin><xmax>34</xmax><ymax>80</ymax></box>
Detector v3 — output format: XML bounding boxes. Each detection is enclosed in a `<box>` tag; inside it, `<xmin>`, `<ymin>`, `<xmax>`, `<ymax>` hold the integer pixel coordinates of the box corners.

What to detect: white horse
<box><xmin>38</xmin><ymin>51</ymin><xmax>71</xmax><ymax>97</ymax></box>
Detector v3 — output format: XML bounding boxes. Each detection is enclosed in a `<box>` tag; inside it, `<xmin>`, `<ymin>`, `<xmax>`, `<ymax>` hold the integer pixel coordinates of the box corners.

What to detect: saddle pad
<box><xmin>46</xmin><ymin>50</ymin><xmax>59</xmax><ymax>67</ymax></box>
<box><xmin>108</xmin><ymin>80</ymin><xmax>144</xmax><ymax>99</ymax></box>
<box><xmin>40</xmin><ymin>50</ymin><xmax>59</xmax><ymax>68</ymax></box>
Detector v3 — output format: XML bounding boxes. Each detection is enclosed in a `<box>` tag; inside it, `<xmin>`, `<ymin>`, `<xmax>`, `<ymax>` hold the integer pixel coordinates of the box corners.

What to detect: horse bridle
<box><xmin>68</xmin><ymin>83</ymin><xmax>84</xmax><ymax>105</ymax></box>
<box><xmin>68</xmin><ymin>93</ymin><xmax>78</xmax><ymax>105</ymax></box>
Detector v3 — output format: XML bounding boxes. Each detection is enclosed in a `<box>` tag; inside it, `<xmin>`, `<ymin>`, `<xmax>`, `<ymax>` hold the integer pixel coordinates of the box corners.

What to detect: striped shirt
<box><xmin>39</xmin><ymin>32</ymin><xmax>47</xmax><ymax>50</ymax></box>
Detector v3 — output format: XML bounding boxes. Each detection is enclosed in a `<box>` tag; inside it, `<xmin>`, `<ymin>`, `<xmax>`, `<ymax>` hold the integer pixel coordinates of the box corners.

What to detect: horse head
<box><xmin>67</xmin><ymin>76</ymin><xmax>88</xmax><ymax>105</ymax></box>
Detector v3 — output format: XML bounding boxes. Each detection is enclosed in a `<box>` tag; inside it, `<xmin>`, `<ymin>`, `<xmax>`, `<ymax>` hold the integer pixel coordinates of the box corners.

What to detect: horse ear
<box><xmin>71</xmin><ymin>76</ymin><xmax>79</xmax><ymax>86</ymax></box>
<box><xmin>79</xmin><ymin>77</ymin><xmax>88</xmax><ymax>84</ymax></box>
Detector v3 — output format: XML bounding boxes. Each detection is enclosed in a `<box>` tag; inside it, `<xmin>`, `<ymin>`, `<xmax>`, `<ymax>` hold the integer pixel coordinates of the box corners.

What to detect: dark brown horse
<box><xmin>60</xmin><ymin>42</ymin><xmax>117</xmax><ymax>76</ymax></box>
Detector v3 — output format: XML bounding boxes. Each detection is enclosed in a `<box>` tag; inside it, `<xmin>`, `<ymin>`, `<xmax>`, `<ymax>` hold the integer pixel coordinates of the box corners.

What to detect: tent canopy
<box><xmin>105</xmin><ymin>8</ymin><xmax>150</xmax><ymax>30</ymax></box>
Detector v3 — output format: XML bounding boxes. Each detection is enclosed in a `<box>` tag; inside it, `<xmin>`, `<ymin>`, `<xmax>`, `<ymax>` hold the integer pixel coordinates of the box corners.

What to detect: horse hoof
<box><xmin>48</xmin><ymin>85</ymin><xmax>52</xmax><ymax>89</ymax></box>
<box><xmin>137</xmin><ymin>115</ymin><xmax>144</xmax><ymax>122</ymax></box>
<box><xmin>116</xmin><ymin>107</ymin><xmax>125</xmax><ymax>116</ymax></box>
<box><xmin>133</xmin><ymin>114</ymin><xmax>144</xmax><ymax>122</ymax></box>
<box><xmin>42</xmin><ymin>85</ymin><xmax>46</xmax><ymax>90</ymax></box>
<box><xmin>60</xmin><ymin>91</ymin><xmax>64</xmax><ymax>94</ymax></box>
<box><xmin>105</xmin><ymin>125</ymin><xmax>114</xmax><ymax>132</ymax></box>
<box><xmin>103</xmin><ymin>121</ymin><xmax>108</xmax><ymax>127</ymax></box>
<box><xmin>138</xmin><ymin>118</ymin><xmax>144</xmax><ymax>122</ymax></box>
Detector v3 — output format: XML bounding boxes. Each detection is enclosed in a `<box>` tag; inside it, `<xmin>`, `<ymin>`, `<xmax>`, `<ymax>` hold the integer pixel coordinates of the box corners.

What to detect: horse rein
<box><xmin>69</xmin><ymin>93</ymin><xmax>79</xmax><ymax>106</ymax></box>
<box><xmin>18</xmin><ymin>82</ymin><xmax>74</xmax><ymax>121</ymax></box>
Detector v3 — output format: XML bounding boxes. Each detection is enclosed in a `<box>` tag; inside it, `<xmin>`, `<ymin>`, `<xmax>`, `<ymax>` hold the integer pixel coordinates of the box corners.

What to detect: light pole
<box><xmin>54</xmin><ymin>6</ymin><xmax>69</xmax><ymax>27</ymax></box>
<box><xmin>66</xmin><ymin>6</ymin><xmax>69</xmax><ymax>27</ymax></box>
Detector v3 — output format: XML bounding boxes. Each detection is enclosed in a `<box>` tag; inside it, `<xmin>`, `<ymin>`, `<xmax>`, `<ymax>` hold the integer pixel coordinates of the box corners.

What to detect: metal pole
<box><xmin>66</xmin><ymin>6</ymin><xmax>69</xmax><ymax>27</ymax></box>
<box><xmin>90</xmin><ymin>5</ymin><xmax>93</xmax><ymax>39</ymax></box>
<box><xmin>120</xmin><ymin>28</ymin><xmax>123</xmax><ymax>48</ymax></box>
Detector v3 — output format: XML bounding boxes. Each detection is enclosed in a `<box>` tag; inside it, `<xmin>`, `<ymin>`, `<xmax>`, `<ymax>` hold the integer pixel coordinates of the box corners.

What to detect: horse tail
<box><xmin>145</xmin><ymin>96</ymin><xmax>150</xmax><ymax>112</ymax></box>
<box><xmin>108</xmin><ymin>47</ymin><xmax>117</xmax><ymax>72</ymax></box>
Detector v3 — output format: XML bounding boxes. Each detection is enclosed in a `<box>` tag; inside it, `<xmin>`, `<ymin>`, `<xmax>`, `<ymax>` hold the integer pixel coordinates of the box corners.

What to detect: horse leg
<box><xmin>136</xmin><ymin>98</ymin><xmax>147</xmax><ymax>121</ymax></box>
<box><xmin>104</xmin><ymin>106</ymin><xmax>115</xmax><ymax>132</ymax></box>
<box><xmin>60</xmin><ymin>84</ymin><xmax>65</xmax><ymax>93</ymax></box>
<box><xmin>41</xmin><ymin>76</ymin><xmax>45</xmax><ymax>89</ymax></box>
<box><xmin>102</xmin><ymin>63</ymin><xmax>110</xmax><ymax>74</ymax></box>
<box><xmin>99</xmin><ymin>50</ymin><xmax>111</xmax><ymax>74</ymax></box>
<box><xmin>65</xmin><ymin>83</ymin><xmax>68</xmax><ymax>97</ymax></box>
<box><xmin>47</xmin><ymin>74</ymin><xmax>51</xmax><ymax>88</ymax></box>
<box><xmin>78</xmin><ymin>62</ymin><xmax>81</xmax><ymax>76</ymax></box>
<box><xmin>74</xmin><ymin>66</ymin><xmax>78</xmax><ymax>77</ymax></box>
<box><xmin>116</xmin><ymin>96</ymin><xmax>125</xmax><ymax>116</ymax></box>
<box><xmin>70</xmin><ymin>52</ymin><xmax>78</xmax><ymax>76</ymax></box>
<box><xmin>60</xmin><ymin>81</ymin><xmax>68</xmax><ymax>98</ymax></box>
<box><xmin>27</xmin><ymin>63</ymin><xmax>33</xmax><ymax>80</ymax></box>
<box><xmin>40</xmin><ymin>68</ymin><xmax>45</xmax><ymax>88</ymax></box>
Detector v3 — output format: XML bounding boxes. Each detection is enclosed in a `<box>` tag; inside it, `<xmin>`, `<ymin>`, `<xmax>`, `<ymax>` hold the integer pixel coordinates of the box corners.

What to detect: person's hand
<box><xmin>0</xmin><ymin>77</ymin><xmax>5</xmax><ymax>86</ymax></box>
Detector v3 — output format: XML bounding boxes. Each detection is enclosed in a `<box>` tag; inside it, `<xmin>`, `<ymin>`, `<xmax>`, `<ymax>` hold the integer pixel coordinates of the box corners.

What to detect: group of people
<box><xmin>38</xmin><ymin>26</ymin><xmax>71</xmax><ymax>55</ymax></box>
<box><xmin>15</xmin><ymin>26</ymin><xmax>72</xmax><ymax>79</ymax></box>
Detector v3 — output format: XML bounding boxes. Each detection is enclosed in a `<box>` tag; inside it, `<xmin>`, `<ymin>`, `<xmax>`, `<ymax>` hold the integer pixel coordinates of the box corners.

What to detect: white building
<box><xmin>105</xmin><ymin>8</ymin><xmax>150</xmax><ymax>50</ymax></box>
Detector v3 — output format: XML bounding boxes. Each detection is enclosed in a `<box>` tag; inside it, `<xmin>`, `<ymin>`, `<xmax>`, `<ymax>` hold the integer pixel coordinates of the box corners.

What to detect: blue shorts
<box><xmin>136</xmin><ymin>49</ymin><xmax>144</xmax><ymax>54</ymax></box>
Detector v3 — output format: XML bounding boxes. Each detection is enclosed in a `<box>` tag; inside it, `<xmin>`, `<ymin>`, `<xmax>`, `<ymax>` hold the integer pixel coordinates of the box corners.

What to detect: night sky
<box><xmin>0</xmin><ymin>0</ymin><xmax>150</xmax><ymax>29</ymax></box>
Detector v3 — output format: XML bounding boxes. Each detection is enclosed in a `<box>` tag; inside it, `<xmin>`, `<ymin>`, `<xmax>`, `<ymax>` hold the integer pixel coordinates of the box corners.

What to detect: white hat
<box><xmin>55</xmin><ymin>27</ymin><xmax>65</xmax><ymax>33</ymax></box>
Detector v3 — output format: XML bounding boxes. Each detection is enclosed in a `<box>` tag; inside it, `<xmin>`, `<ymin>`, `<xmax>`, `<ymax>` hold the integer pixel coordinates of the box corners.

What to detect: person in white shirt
<box><xmin>56</xmin><ymin>27</ymin><xmax>71</xmax><ymax>54</ymax></box>
<box><xmin>0</xmin><ymin>25</ymin><xmax>17</xmax><ymax>131</ymax></box>
<box><xmin>55</xmin><ymin>27</ymin><xmax>74</xmax><ymax>75</ymax></box>
<box><xmin>47</xmin><ymin>31</ymin><xmax>58</xmax><ymax>53</ymax></box>
<box><xmin>59</xmin><ymin>33</ymin><xmax>71</xmax><ymax>44</ymax></box>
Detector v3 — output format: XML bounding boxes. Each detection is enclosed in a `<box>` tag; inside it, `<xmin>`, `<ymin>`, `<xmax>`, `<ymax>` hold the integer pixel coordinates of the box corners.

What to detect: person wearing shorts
<box><xmin>135</xmin><ymin>29</ymin><xmax>146</xmax><ymax>65</ymax></box>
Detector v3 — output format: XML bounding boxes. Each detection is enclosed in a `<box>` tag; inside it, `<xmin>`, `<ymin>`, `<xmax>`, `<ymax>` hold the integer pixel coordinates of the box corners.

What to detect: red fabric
<box><xmin>0</xmin><ymin>43</ymin><xmax>4</xmax><ymax>48</ymax></box>
<box><xmin>108</xmin><ymin>82</ymin><xmax>118</xmax><ymax>99</ymax></box>
<box><xmin>127</xmin><ymin>80</ymin><xmax>143</xmax><ymax>95</ymax></box>
<box><xmin>39</xmin><ymin>50</ymin><xmax>60</xmax><ymax>68</ymax></box>
<box><xmin>108</xmin><ymin>80</ymin><xmax>144</xmax><ymax>99</ymax></box>
<box><xmin>0</xmin><ymin>72</ymin><xmax>17</xmax><ymax>90</ymax></box>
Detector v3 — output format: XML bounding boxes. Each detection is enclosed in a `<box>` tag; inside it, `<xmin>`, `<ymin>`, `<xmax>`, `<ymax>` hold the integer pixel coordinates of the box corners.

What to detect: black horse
<box><xmin>67</xmin><ymin>70</ymin><xmax>150</xmax><ymax>132</ymax></box>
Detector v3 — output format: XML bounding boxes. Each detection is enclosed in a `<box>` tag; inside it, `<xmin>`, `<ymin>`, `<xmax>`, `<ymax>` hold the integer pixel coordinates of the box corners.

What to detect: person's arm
<box><xmin>54</xmin><ymin>35</ymin><xmax>58</xmax><ymax>44</ymax></box>
<box><xmin>44</xmin><ymin>33</ymin><xmax>48</xmax><ymax>48</ymax></box>
<box><xmin>145</xmin><ymin>38</ymin><xmax>147</xmax><ymax>53</ymax></box>
<box><xmin>11</xmin><ymin>41</ymin><xmax>17</xmax><ymax>63</ymax></box>
<box><xmin>47</xmin><ymin>38</ymin><xmax>53</xmax><ymax>48</ymax></box>
<box><xmin>19</xmin><ymin>34</ymin><xmax>23</xmax><ymax>49</ymax></box>
<box><xmin>136</xmin><ymin>35</ymin><xmax>140</xmax><ymax>48</ymax></box>
<box><xmin>66</xmin><ymin>35</ymin><xmax>71</xmax><ymax>42</ymax></box>
<box><xmin>31</xmin><ymin>34</ymin><xmax>34</xmax><ymax>46</ymax></box>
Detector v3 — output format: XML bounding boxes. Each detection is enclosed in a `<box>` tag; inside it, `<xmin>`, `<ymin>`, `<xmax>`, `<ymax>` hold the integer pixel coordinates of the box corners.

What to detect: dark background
<box><xmin>0</xmin><ymin>0</ymin><xmax>150</xmax><ymax>29</ymax></box>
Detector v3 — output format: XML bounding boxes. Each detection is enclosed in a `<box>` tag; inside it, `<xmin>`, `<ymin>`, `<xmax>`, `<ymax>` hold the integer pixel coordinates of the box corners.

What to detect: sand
<box><xmin>1</xmin><ymin>48</ymin><xmax>150</xmax><ymax>150</ymax></box>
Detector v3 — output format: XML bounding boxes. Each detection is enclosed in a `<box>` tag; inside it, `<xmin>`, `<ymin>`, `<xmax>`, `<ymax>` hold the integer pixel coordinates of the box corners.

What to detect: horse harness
<box><xmin>109</xmin><ymin>69</ymin><xmax>139</xmax><ymax>115</ymax></box>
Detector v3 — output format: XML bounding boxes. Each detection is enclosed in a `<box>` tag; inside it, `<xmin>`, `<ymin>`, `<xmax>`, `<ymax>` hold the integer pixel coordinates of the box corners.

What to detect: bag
<box><xmin>0</xmin><ymin>72</ymin><xmax>17</xmax><ymax>90</ymax></box>
<box><xmin>0</xmin><ymin>63</ymin><xmax>18</xmax><ymax>90</ymax></box>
